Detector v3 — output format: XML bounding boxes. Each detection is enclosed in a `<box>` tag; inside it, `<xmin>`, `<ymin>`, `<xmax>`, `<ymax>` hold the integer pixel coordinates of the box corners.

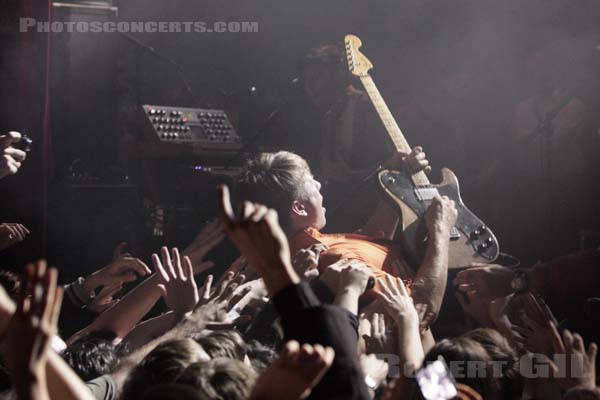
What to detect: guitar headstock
<box><xmin>344</xmin><ymin>34</ymin><xmax>373</xmax><ymax>77</ymax></box>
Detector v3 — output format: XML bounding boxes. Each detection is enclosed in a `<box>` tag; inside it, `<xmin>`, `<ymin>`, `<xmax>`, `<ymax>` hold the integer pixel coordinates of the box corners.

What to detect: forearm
<box><xmin>334</xmin><ymin>287</ymin><xmax>361</xmax><ymax>316</ymax></box>
<box><xmin>396</xmin><ymin>320</ymin><xmax>425</xmax><ymax>369</ymax></box>
<box><xmin>16</xmin><ymin>380</ymin><xmax>49</xmax><ymax>400</ymax></box>
<box><xmin>74</xmin><ymin>273</ymin><xmax>162</xmax><ymax>340</ymax></box>
<box><xmin>121</xmin><ymin>312</ymin><xmax>181</xmax><ymax>352</ymax></box>
<box><xmin>411</xmin><ymin>232</ymin><xmax>449</xmax><ymax>317</ymax></box>
<box><xmin>398</xmin><ymin>324</ymin><xmax>425</xmax><ymax>368</ymax></box>
<box><xmin>46</xmin><ymin>352</ymin><xmax>95</xmax><ymax>400</ymax></box>
<box><xmin>360</xmin><ymin>199</ymin><xmax>398</xmax><ymax>240</ymax></box>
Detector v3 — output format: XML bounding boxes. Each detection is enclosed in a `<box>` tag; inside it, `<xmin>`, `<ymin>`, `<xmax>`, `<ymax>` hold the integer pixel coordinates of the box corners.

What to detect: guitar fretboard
<box><xmin>359</xmin><ymin>75</ymin><xmax>430</xmax><ymax>187</ymax></box>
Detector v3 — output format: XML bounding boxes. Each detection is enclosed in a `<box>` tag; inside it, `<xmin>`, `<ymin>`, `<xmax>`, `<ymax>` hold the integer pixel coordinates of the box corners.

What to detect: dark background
<box><xmin>1</xmin><ymin>0</ymin><xmax>600</xmax><ymax>281</ymax></box>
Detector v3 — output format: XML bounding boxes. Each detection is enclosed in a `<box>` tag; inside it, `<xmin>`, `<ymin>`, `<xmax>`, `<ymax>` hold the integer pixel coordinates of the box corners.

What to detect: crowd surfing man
<box><xmin>231</xmin><ymin>147</ymin><xmax>457</xmax><ymax>335</ymax></box>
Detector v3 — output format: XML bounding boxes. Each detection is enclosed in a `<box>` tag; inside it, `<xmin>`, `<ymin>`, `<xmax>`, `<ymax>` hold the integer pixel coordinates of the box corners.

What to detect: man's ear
<box><xmin>291</xmin><ymin>200</ymin><xmax>307</xmax><ymax>217</ymax></box>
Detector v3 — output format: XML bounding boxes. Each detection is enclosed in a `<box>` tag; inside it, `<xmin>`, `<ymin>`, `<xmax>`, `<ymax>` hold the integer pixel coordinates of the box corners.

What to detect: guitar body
<box><xmin>378</xmin><ymin>167</ymin><xmax>499</xmax><ymax>269</ymax></box>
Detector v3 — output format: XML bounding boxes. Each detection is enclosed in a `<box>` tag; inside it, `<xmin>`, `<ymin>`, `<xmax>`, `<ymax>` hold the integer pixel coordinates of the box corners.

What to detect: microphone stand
<box><xmin>526</xmin><ymin>89</ymin><xmax>575</xmax><ymax>250</ymax></box>
<box><xmin>223</xmin><ymin>79</ymin><xmax>301</xmax><ymax>169</ymax></box>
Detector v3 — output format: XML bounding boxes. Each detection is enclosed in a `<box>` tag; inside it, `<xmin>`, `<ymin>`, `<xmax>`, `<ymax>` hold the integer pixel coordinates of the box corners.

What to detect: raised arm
<box><xmin>0</xmin><ymin>261</ymin><xmax>94</xmax><ymax>400</ymax></box>
<box><xmin>410</xmin><ymin>195</ymin><xmax>457</xmax><ymax>331</ymax></box>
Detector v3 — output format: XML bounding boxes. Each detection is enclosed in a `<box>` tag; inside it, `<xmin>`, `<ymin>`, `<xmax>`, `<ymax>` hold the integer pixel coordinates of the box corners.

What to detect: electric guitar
<box><xmin>344</xmin><ymin>34</ymin><xmax>499</xmax><ymax>269</ymax></box>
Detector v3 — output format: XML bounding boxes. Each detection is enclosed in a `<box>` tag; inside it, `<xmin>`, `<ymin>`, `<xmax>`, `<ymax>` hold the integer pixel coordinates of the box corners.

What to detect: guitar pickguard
<box><xmin>378</xmin><ymin>168</ymin><xmax>499</xmax><ymax>269</ymax></box>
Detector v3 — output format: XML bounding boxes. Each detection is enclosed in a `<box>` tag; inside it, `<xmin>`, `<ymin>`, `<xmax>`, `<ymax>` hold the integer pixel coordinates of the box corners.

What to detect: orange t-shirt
<box><xmin>290</xmin><ymin>228</ymin><xmax>414</xmax><ymax>298</ymax></box>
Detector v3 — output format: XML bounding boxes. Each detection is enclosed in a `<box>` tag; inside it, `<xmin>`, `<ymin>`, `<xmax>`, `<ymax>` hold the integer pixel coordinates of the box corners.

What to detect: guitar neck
<box><xmin>359</xmin><ymin>75</ymin><xmax>430</xmax><ymax>187</ymax></box>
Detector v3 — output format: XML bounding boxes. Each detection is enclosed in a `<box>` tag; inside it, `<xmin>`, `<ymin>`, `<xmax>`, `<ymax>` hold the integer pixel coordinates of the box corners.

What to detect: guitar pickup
<box><xmin>414</xmin><ymin>187</ymin><xmax>438</xmax><ymax>201</ymax></box>
<box><xmin>449</xmin><ymin>226</ymin><xmax>460</xmax><ymax>240</ymax></box>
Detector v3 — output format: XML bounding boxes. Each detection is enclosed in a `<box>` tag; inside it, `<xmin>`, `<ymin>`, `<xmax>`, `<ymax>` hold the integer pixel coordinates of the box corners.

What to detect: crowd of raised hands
<box><xmin>0</xmin><ymin>130</ymin><xmax>598</xmax><ymax>400</ymax></box>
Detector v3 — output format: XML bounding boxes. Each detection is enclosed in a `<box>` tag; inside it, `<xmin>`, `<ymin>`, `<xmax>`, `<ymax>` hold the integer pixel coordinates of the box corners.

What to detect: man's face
<box><xmin>291</xmin><ymin>174</ymin><xmax>327</xmax><ymax>232</ymax></box>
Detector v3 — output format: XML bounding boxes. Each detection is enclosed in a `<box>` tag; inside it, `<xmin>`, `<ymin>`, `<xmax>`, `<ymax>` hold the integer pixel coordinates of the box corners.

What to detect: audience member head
<box><xmin>61</xmin><ymin>331</ymin><xmax>119</xmax><ymax>381</ymax></box>
<box><xmin>461</xmin><ymin>328</ymin><xmax>522</xmax><ymax>398</ymax></box>
<box><xmin>195</xmin><ymin>330</ymin><xmax>247</xmax><ymax>361</ymax></box>
<box><xmin>424</xmin><ymin>337</ymin><xmax>500</xmax><ymax>399</ymax></box>
<box><xmin>139</xmin><ymin>384</ymin><xmax>204</xmax><ymax>400</ymax></box>
<box><xmin>563</xmin><ymin>387</ymin><xmax>600</xmax><ymax>400</ymax></box>
<box><xmin>175</xmin><ymin>358</ymin><xmax>257</xmax><ymax>400</ymax></box>
<box><xmin>236</xmin><ymin>151</ymin><xmax>326</xmax><ymax>234</ymax></box>
<box><xmin>121</xmin><ymin>338</ymin><xmax>209</xmax><ymax>400</ymax></box>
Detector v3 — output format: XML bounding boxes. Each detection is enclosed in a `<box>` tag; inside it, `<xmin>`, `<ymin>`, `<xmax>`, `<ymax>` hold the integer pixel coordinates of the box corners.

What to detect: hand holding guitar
<box><xmin>385</xmin><ymin>146</ymin><xmax>431</xmax><ymax>174</ymax></box>
<box><xmin>425</xmin><ymin>195</ymin><xmax>458</xmax><ymax>237</ymax></box>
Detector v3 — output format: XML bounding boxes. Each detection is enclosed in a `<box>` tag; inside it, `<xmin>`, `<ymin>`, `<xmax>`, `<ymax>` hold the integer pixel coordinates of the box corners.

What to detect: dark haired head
<box><xmin>424</xmin><ymin>337</ymin><xmax>499</xmax><ymax>399</ymax></box>
<box><xmin>61</xmin><ymin>332</ymin><xmax>118</xmax><ymax>381</ymax></box>
<box><xmin>461</xmin><ymin>328</ymin><xmax>522</xmax><ymax>398</ymax></box>
<box><xmin>245</xmin><ymin>340</ymin><xmax>277</xmax><ymax>373</ymax></box>
<box><xmin>0</xmin><ymin>269</ymin><xmax>21</xmax><ymax>300</ymax></box>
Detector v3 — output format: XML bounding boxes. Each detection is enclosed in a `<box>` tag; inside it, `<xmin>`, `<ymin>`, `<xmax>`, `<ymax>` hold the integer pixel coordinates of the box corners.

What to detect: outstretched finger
<box><xmin>49</xmin><ymin>287</ymin><xmax>63</xmax><ymax>330</ymax></box>
<box><xmin>549</xmin><ymin>321</ymin><xmax>565</xmax><ymax>354</ymax></box>
<box><xmin>152</xmin><ymin>253</ymin><xmax>170</xmax><ymax>283</ymax></box>
<box><xmin>587</xmin><ymin>343</ymin><xmax>597</xmax><ymax>363</ymax></box>
<box><xmin>172</xmin><ymin>248</ymin><xmax>185</xmax><ymax>280</ymax></box>
<box><xmin>184</xmin><ymin>256</ymin><xmax>198</xmax><ymax>292</ymax></box>
<box><xmin>128</xmin><ymin>258</ymin><xmax>152</xmax><ymax>276</ymax></box>
<box><xmin>161</xmin><ymin>247</ymin><xmax>176</xmax><ymax>279</ymax></box>
<box><xmin>200</xmin><ymin>274</ymin><xmax>213</xmax><ymax>300</ymax></box>
<box><xmin>40</xmin><ymin>267</ymin><xmax>59</xmax><ymax>323</ymax></box>
<box><xmin>217</xmin><ymin>184</ymin><xmax>236</xmax><ymax>227</ymax></box>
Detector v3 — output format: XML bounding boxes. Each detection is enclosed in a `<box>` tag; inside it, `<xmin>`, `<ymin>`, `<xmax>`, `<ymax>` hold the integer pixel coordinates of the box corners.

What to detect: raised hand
<box><xmin>218</xmin><ymin>184</ymin><xmax>298</xmax><ymax>296</ymax></box>
<box><xmin>546</xmin><ymin>325</ymin><xmax>597</xmax><ymax>391</ymax></box>
<box><xmin>360</xmin><ymin>313</ymin><xmax>393</xmax><ymax>355</ymax></box>
<box><xmin>0</xmin><ymin>223</ymin><xmax>30</xmax><ymax>251</ymax></box>
<box><xmin>332</xmin><ymin>260</ymin><xmax>374</xmax><ymax>314</ymax></box>
<box><xmin>187</xmin><ymin>271</ymin><xmax>254</xmax><ymax>330</ymax></box>
<box><xmin>375</xmin><ymin>275</ymin><xmax>424</xmax><ymax>367</ymax></box>
<box><xmin>152</xmin><ymin>247</ymin><xmax>199</xmax><ymax>319</ymax></box>
<box><xmin>360</xmin><ymin>353</ymin><xmax>389</xmax><ymax>393</ymax></box>
<box><xmin>510</xmin><ymin>292</ymin><xmax>557</xmax><ymax>355</ymax></box>
<box><xmin>86</xmin><ymin>283</ymin><xmax>123</xmax><ymax>314</ymax></box>
<box><xmin>0</xmin><ymin>131</ymin><xmax>27</xmax><ymax>179</ymax></box>
<box><xmin>375</xmin><ymin>275</ymin><xmax>419</xmax><ymax>327</ymax></box>
<box><xmin>86</xmin><ymin>254</ymin><xmax>151</xmax><ymax>289</ymax></box>
<box><xmin>454</xmin><ymin>263</ymin><xmax>514</xmax><ymax>301</ymax></box>
<box><xmin>249</xmin><ymin>340</ymin><xmax>335</xmax><ymax>400</ymax></box>
<box><xmin>2</xmin><ymin>260</ymin><xmax>62</xmax><ymax>400</ymax></box>
<box><xmin>318</xmin><ymin>258</ymin><xmax>370</xmax><ymax>295</ymax></box>
<box><xmin>182</xmin><ymin>219</ymin><xmax>225</xmax><ymax>272</ymax></box>
<box><xmin>292</xmin><ymin>243</ymin><xmax>328</xmax><ymax>280</ymax></box>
